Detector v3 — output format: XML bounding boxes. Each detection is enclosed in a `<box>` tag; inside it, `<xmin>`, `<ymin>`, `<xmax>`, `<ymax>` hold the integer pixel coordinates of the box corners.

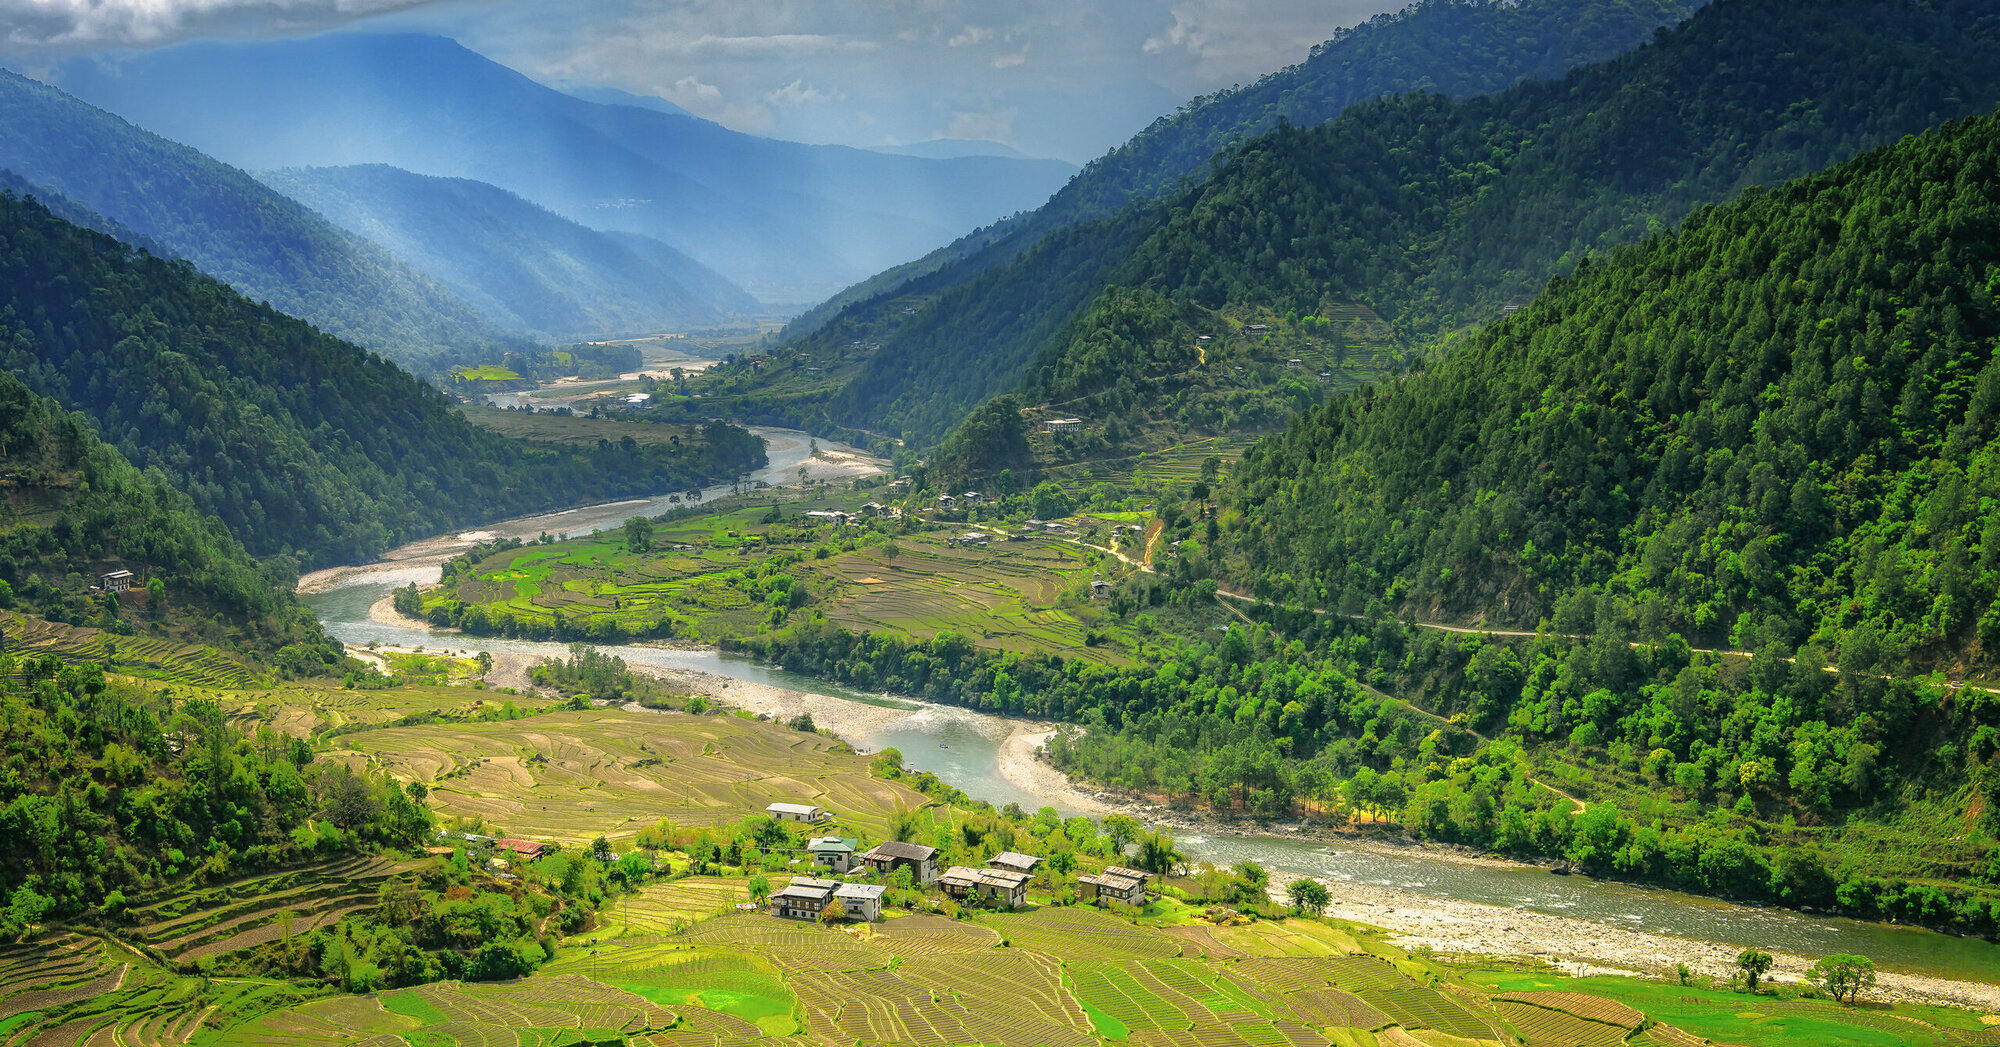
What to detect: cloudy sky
<box><xmin>1</xmin><ymin>0</ymin><xmax>1410</xmax><ymax>163</ymax></box>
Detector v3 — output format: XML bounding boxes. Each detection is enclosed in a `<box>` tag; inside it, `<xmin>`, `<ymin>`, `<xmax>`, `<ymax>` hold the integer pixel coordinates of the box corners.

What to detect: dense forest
<box><xmin>0</xmin><ymin>192</ymin><xmax>765</xmax><ymax>566</ymax></box>
<box><xmin>800</xmin><ymin>0</ymin><xmax>2000</xmax><ymax>451</ymax></box>
<box><xmin>1224</xmin><ymin>107</ymin><xmax>2000</xmax><ymax>672</ymax></box>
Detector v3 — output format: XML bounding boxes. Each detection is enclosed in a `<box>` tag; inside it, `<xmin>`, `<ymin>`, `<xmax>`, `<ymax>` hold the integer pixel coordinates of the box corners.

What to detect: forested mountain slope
<box><xmin>0</xmin><ymin>191</ymin><xmax>765</xmax><ymax>567</ymax></box>
<box><xmin>781</xmin><ymin>0</ymin><xmax>1704</xmax><ymax>345</ymax></box>
<box><xmin>801</xmin><ymin>0</ymin><xmax>2000</xmax><ymax>449</ymax></box>
<box><xmin>52</xmin><ymin>33</ymin><xmax>1076</xmax><ymax>303</ymax></box>
<box><xmin>261</xmin><ymin>165</ymin><xmax>758</xmax><ymax>340</ymax></box>
<box><xmin>1227</xmin><ymin>107</ymin><xmax>2000</xmax><ymax>675</ymax></box>
<box><xmin>0</xmin><ymin>371</ymin><xmax>336</xmax><ymax>665</ymax></box>
<box><xmin>0</xmin><ymin>68</ymin><xmax>507</xmax><ymax>372</ymax></box>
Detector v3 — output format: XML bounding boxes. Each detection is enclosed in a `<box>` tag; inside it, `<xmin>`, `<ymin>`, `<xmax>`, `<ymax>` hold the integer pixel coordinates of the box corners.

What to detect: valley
<box><xmin>6</xmin><ymin>0</ymin><xmax>2000</xmax><ymax>1042</ymax></box>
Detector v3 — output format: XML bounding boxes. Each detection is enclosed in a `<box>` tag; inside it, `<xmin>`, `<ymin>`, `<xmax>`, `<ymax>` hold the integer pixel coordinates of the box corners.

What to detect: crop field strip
<box><xmin>984</xmin><ymin>906</ymin><xmax>1184</xmax><ymax>964</ymax></box>
<box><xmin>1492</xmin><ymin>1000</ymin><xmax>1632</xmax><ymax>1047</ymax></box>
<box><xmin>1360</xmin><ymin>985</ymin><xmax>1500</xmax><ymax>1042</ymax></box>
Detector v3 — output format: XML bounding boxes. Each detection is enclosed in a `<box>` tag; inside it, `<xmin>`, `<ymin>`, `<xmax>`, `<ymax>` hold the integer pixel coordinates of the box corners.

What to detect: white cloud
<box><xmin>0</xmin><ymin>0</ymin><xmax>435</xmax><ymax>48</ymax></box>
<box><xmin>666</xmin><ymin>74</ymin><xmax>723</xmax><ymax>106</ymax></box>
<box><xmin>766</xmin><ymin>79</ymin><xmax>840</xmax><ymax>107</ymax></box>
<box><xmin>947</xmin><ymin>24</ymin><xmax>990</xmax><ymax>47</ymax></box>
<box><xmin>991</xmin><ymin>46</ymin><xmax>1026</xmax><ymax>69</ymax></box>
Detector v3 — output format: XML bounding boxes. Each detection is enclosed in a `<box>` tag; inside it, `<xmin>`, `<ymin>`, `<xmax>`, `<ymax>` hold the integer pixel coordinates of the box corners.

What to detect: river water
<box><xmin>297</xmin><ymin>427</ymin><xmax>2000</xmax><ymax>984</ymax></box>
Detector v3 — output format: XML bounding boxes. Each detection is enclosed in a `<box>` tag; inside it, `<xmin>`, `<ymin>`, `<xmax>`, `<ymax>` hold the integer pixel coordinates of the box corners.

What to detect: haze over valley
<box><xmin>4</xmin><ymin>1</ymin><xmax>2000</xmax><ymax>1043</ymax></box>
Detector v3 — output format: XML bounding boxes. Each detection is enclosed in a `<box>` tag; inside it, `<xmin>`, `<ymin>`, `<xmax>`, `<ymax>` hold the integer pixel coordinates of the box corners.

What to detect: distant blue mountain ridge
<box><xmin>53</xmin><ymin>33</ymin><xmax>1079</xmax><ymax>305</ymax></box>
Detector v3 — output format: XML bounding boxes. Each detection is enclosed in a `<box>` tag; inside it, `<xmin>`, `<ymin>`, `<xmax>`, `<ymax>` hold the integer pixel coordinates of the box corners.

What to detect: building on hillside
<box><xmin>1287</xmin><ymin>358</ymin><xmax>1304</xmax><ymax>370</ymax></box>
<box><xmin>834</xmin><ymin>882</ymin><xmax>886</xmax><ymax>921</ymax></box>
<box><xmin>1079</xmin><ymin>865</ymin><xmax>1150</xmax><ymax>907</ymax></box>
<box><xmin>101</xmin><ymin>569</ymin><xmax>134</xmax><ymax>593</ymax></box>
<box><xmin>950</xmin><ymin>532</ymin><xmax>990</xmax><ymax>548</ymax></box>
<box><xmin>859</xmin><ymin>840</ymin><xmax>939</xmax><ymax>885</ymax></box>
<box><xmin>804</xmin><ymin>510</ymin><xmax>851</xmax><ymax>524</ymax></box>
<box><xmin>624</xmin><ymin>392</ymin><xmax>652</xmax><ymax>405</ymax></box>
<box><xmin>939</xmin><ymin>866</ymin><xmax>1033</xmax><ymax>909</ymax></box>
<box><xmin>492</xmin><ymin>838</ymin><xmax>550</xmax><ymax>861</ymax></box>
<box><xmin>988</xmin><ymin>852</ymin><xmax>1043</xmax><ymax>876</ymax></box>
<box><xmin>936</xmin><ymin>494</ymin><xmax>956</xmax><ymax>511</ymax></box>
<box><xmin>1091</xmin><ymin>578</ymin><xmax>1113</xmax><ymax>599</ymax></box>
<box><xmin>807</xmin><ymin>836</ymin><xmax>860</xmax><ymax>874</ymax></box>
<box><xmin>770</xmin><ymin>876</ymin><xmax>838</xmax><ymax>919</ymax></box>
<box><xmin>1246</xmin><ymin>324</ymin><xmax>1269</xmax><ymax>333</ymax></box>
<box><xmin>1046</xmin><ymin>418</ymin><xmax>1082</xmax><ymax>434</ymax></box>
<box><xmin>767</xmin><ymin>802</ymin><xmax>831</xmax><ymax>824</ymax></box>
<box><xmin>860</xmin><ymin>502</ymin><xmax>886</xmax><ymax>517</ymax></box>
<box><xmin>961</xmin><ymin>491</ymin><xmax>984</xmax><ymax>506</ymax></box>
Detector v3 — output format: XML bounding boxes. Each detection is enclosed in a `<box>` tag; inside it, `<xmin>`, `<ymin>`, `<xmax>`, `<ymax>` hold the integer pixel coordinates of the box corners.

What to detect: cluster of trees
<box><xmin>231</xmin><ymin>843</ymin><xmax>623</xmax><ymax>991</ymax></box>
<box><xmin>0</xmin><ymin>191</ymin><xmax>765</xmax><ymax>565</ymax></box>
<box><xmin>0</xmin><ymin>657</ymin><xmax>426</xmax><ymax>936</ymax></box>
<box><xmin>1225</xmin><ymin>109</ymin><xmax>2000</xmax><ymax>671</ymax></box>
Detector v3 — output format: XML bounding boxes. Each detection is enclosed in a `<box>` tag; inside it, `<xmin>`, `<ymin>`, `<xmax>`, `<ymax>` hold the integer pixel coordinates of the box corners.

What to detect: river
<box><xmin>296</xmin><ymin>426</ymin><xmax>2000</xmax><ymax>990</ymax></box>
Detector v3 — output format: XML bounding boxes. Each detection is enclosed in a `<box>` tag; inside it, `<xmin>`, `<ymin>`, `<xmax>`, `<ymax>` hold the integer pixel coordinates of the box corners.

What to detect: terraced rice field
<box><xmin>326</xmin><ymin>706</ymin><xmax>930</xmax><ymax>844</ymax></box>
<box><xmin>5</xmin><ymin>901</ymin><xmax>1984</xmax><ymax>1046</ymax></box>
<box><xmin>0</xmin><ymin>613</ymin><xmax>259</xmax><ymax>688</ymax></box>
<box><xmin>124</xmin><ymin>855</ymin><xmax>417</xmax><ymax>963</ymax></box>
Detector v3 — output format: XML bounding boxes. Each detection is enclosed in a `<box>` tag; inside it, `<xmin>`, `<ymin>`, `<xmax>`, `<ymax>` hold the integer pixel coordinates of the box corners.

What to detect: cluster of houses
<box><xmin>440</xmin><ymin>801</ymin><xmax>1158</xmax><ymax>925</ymax></box>
<box><xmin>758</xmin><ymin>803</ymin><xmax>1156</xmax><ymax>921</ymax></box>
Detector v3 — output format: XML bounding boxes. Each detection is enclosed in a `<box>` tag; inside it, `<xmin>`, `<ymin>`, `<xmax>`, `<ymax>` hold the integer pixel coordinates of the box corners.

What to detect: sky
<box><xmin>0</xmin><ymin>0</ymin><xmax>1411</xmax><ymax>163</ymax></box>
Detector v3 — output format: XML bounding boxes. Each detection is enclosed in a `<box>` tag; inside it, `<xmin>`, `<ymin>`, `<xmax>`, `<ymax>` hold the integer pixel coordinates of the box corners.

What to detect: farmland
<box><xmin>422</xmin><ymin>497</ymin><xmax>1147</xmax><ymax>663</ymax></box>
<box><xmin>456</xmin><ymin>404</ymin><xmax>719</xmax><ymax>452</ymax></box>
<box><xmin>323</xmin><ymin>706</ymin><xmax>932</xmax><ymax>845</ymax></box>
<box><xmin>9</xmin><ymin>891</ymin><xmax>1984</xmax><ymax>1046</ymax></box>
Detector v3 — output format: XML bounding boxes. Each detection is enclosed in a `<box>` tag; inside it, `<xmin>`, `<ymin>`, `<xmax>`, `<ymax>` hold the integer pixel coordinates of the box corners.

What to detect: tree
<box><xmin>1736</xmin><ymin>950</ymin><xmax>1774</xmax><ymax>992</ymax></box>
<box><xmin>820</xmin><ymin>898</ymin><xmax>848</xmax><ymax>924</ymax></box>
<box><xmin>1287</xmin><ymin>878</ymin><xmax>1331</xmax><ymax>916</ymax></box>
<box><xmin>591</xmin><ymin>836</ymin><xmax>615</xmax><ymax>862</ymax></box>
<box><xmin>1807</xmin><ymin>954</ymin><xmax>1876</xmax><ymax>1004</ymax></box>
<box><xmin>747</xmin><ymin>874</ymin><xmax>771</xmax><ymax>905</ymax></box>
<box><xmin>623</xmin><ymin>516</ymin><xmax>654</xmax><ymax>553</ymax></box>
<box><xmin>1103</xmin><ymin>814</ymin><xmax>1141</xmax><ymax>854</ymax></box>
<box><xmin>1137</xmin><ymin>830</ymin><xmax>1182</xmax><ymax>877</ymax></box>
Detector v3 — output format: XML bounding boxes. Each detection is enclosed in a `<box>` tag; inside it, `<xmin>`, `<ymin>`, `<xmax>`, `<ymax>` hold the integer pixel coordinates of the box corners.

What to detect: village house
<box><xmin>803</xmin><ymin>510</ymin><xmax>851</xmax><ymax>524</ymax></box>
<box><xmin>1091</xmin><ymin>578</ymin><xmax>1113</xmax><ymax>599</ymax></box>
<box><xmin>100</xmin><ymin>569</ymin><xmax>134</xmax><ymax>593</ymax></box>
<box><xmin>1046</xmin><ymin>418</ymin><xmax>1083</xmax><ymax>434</ymax></box>
<box><xmin>988</xmin><ymin>852</ymin><xmax>1043</xmax><ymax>876</ymax></box>
<box><xmin>939</xmin><ymin>866</ymin><xmax>1033</xmax><ymax>909</ymax></box>
<box><xmin>769</xmin><ymin>876</ymin><xmax>838</xmax><ymax>919</ymax></box>
<box><xmin>1079</xmin><ymin>865</ymin><xmax>1151</xmax><ymax>907</ymax></box>
<box><xmin>834</xmin><ymin>882</ymin><xmax>887</xmax><ymax>922</ymax></box>
<box><xmin>1287</xmin><ymin>358</ymin><xmax>1304</xmax><ymax>369</ymax></box>
<box><xmin>807</xmin><ymin>836</ymin><xmax>860</xmax><ymax>874</ymax></box>
<box><xmin>1246</xmin><ymin>323</ymin><xmax>1269</xmax><ymax>333</ymax></box>
<box><xmin>767</xmin><ymin>802</ymin><xmax>831</xmax><ymax>825</ymax></box>
<box><xmin>860</xmin><ymin>502</ymin><xmax>885</xmax><ymax>517</ymax></box>
<box><xmin>960</xmin><ymin>491</ymin><xmax>984</xmax><ymax>506</ymax></box>
<box><xmin>492</xmin><ymin>838</ymin><xmax>551</xmax><ymax>862</ymax></box>
<box><xmin>859</xmin><ymin>840</ymin><xmax>939</xmax><ymax>885</ymax></box>
<box><xmin>949</xmin><ymin>532</ymin><xmax>990</xmax><ymax>548</ymax></box>
<box><xmin>936</xmin><ymin>494</ymin><xmax>956</xmax><ymax>511</ymax></box>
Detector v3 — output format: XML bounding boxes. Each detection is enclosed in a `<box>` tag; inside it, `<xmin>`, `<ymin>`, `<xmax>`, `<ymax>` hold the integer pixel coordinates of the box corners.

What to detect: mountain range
<box><xmin>51</xmin><ymin>33</ymin><xmax>1079</xmax><ymax>305</ymax></box>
